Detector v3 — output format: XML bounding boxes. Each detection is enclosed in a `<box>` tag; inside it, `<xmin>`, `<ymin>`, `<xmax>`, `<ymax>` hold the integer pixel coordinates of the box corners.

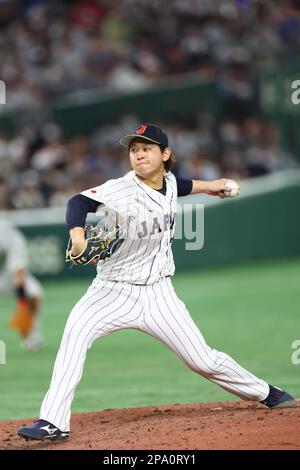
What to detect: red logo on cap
<box><xmin>136</xmin><ymin>124</ymin><xmax>147</xmax><ymax>135</ymax></box>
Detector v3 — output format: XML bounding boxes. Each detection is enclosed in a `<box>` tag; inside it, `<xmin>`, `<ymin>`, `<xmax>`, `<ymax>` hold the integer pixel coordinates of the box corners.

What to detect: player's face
<box><xmin>129</xmin><ymin>141</ymin><xmax>170</xmax><ymax>178</ymax></box>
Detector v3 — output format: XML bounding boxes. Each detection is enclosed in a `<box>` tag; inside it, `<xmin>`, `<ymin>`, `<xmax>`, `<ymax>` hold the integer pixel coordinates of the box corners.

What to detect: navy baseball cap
<box><xmin>119</xmin><ymin>123</ymin><xmax>169</xmax><ymax>149</ymax></box>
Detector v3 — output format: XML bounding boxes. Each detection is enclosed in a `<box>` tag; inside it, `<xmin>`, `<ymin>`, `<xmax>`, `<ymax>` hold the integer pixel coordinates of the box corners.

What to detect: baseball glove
<box><xmin>65</xmin><ymin>224</ymin><xmax>125</xmax><ymax>266</ymax></box>
<box><xmin>9</xmin><ymin>299</ymin><xmax>34</xmax><ymax>338</ymax></box>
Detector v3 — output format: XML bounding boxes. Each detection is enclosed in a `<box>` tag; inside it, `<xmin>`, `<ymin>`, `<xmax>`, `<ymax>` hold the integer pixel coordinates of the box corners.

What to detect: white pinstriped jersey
<box><xmin>0</xmin><ymin>220</ymin><xmax>28</xmax><ymax>276</ymax></box>
<box><xmin>0</xmin><ymin>219</ymin><xmax>42</xmax><ymax>297</ymax></box>
<box><xmin>81</xmin><ymin>170</ymin><xmax>178</xmax><ymax>285</ymax></box>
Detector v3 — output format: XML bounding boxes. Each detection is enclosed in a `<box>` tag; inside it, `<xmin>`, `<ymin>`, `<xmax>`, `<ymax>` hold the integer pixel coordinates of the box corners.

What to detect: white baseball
<box><xmin>223</xmin><ymin>180</ymin><xmax>240</xmax><ymax>198</ymax></box>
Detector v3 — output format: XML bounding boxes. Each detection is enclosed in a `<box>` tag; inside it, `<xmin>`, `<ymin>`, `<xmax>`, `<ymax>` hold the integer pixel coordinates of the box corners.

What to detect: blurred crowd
<box><xmin>0</xmin><ymin>113</ymin><xmax>298</xmax><ymax>210</ymax></box>
<box><xmin>0</xmin><ymin>0</ymin><xmax>300</xmax><ymax>111</ymax></box>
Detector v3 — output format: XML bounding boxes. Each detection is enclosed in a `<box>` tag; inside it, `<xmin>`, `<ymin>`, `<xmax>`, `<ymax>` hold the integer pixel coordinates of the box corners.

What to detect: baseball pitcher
<box><xmin>18</xmin><ymin>124</ymin><xmax>295</xmax><ymax>441</ymax></box>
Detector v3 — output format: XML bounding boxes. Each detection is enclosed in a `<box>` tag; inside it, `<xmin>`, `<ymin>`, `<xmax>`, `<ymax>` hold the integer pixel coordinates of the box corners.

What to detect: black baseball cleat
<box><xmin>261</xmin><ymin>384</ymin><xmax>296</xmax><ymax>409</ymax></box>
<box><xmin>17</xmin><ymin>419</ymin><xmax>70</xmax><ymax>441</ymax></box>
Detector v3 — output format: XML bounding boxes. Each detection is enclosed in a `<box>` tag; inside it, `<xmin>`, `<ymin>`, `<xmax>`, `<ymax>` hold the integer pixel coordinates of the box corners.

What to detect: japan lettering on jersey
<box><xmin>81</xmin><ymin>171</ymin><xmax>178</xmax><ymax>285</ymax></box>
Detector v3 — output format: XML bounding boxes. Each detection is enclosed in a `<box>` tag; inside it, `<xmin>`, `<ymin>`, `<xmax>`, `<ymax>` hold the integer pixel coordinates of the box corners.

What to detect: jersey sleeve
<box><xmin>7</xmin><ymin>227</ymin><xmax>28</xmax><ymax>273</ymax></box>
<box><xmin>66</xmin><ymin>194</ymin><xmax>101</xmax><ymax>230</ymax></box>
<box><xmin>176</xmin><ymin>177</ymin><xmax>193</xmax><ymax>196</ymax></box>
<box><xmin>80</xmin><ymin>177</ymin><xmax>136</xmax><ymax>213</ymax></box>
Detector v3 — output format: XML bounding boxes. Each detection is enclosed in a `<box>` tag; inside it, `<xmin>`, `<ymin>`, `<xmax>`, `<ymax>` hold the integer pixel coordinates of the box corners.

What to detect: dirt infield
<box><xmin>0</xmin><ymin>401</ymin><xmax>299</xmax><ymax>450</ymax></box>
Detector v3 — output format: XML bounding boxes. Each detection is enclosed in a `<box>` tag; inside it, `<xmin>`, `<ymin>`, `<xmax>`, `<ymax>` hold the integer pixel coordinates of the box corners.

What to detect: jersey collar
<box><xmin>127</xmin><ymin>170</ymin><xmax>170</xmax><ymax>205</ymax></box>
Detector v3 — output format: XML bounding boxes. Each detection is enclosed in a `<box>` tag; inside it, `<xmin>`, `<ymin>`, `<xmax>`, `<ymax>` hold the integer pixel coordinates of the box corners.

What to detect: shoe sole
<box><xmin>270</xmin><ymin>399</ymin><xmax>297</xmax><ymax>409</ymax></box>
<box><xmin>18</xmin><ymin>431</ymin><xmax>70</xmax><ymax>441</ymax></box>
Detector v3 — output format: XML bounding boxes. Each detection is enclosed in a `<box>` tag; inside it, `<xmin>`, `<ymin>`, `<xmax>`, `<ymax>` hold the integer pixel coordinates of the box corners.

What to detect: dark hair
<box><xmin>160</xmin><ymin>146</ymin><xmax>176</xmax><ymax>172</ymax></box>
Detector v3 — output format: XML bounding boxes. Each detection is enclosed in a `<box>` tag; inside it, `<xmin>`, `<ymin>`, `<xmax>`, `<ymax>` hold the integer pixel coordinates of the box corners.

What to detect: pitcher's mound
<box><xmin>1</xmin><ymin>401</ymin><xmax>299</xmax><ymax>450</ymax></box>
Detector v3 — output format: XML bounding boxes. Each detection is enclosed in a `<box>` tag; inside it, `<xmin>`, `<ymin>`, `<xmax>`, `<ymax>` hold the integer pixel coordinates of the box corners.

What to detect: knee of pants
<box><xmin>186</xmin><ymin>348</ymin><xmax>225</xmax><ymax>377</ymax></box>
<box><xmin>61</xmin><ymin>323</ymin><xmax>89</xmax><ymax>349</ymax></box>
<box><xmin>188</xmin><ymin>361</ymin><xmax>216</xmax><ymax>377</ymax></box>
<box><xmin>62</xmin><ymin>318</ymin><xmax>102</xmax><ymax>351</ymax></box>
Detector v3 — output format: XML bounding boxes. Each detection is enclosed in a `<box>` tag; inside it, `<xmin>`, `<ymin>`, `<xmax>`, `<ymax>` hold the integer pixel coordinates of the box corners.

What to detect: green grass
<box><xmin>0</xmin><ymin>258</ymin><xmax>299</xmax><ymax>421</ymax></box>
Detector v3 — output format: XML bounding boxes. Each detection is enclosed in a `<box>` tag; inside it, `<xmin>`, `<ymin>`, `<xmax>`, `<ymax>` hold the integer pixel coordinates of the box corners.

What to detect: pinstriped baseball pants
<box><xmin>40</xmin><ymin>277</ymin><xmax>269</xmax><ymax>432</ymax></box>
